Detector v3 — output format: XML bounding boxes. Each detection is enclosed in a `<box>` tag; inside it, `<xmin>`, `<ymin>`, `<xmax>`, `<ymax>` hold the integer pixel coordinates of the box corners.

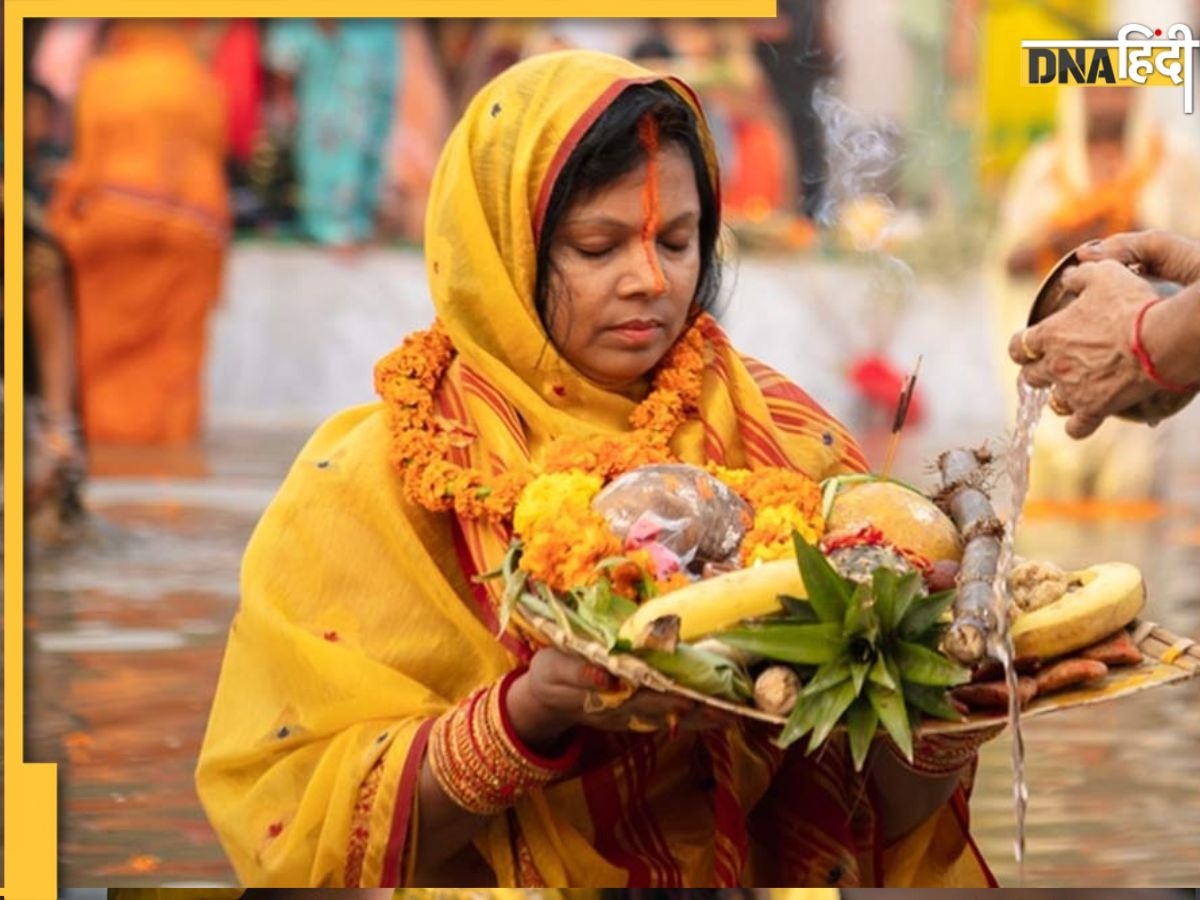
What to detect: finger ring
<box><xmin>583</xmin><ymin>691</ymin><xmax>607</xmax><ymax>714</ymax></box>
<box><xmin>627</xmin><ymin>715</ymin><xmax>660</xmax><ymax>733</ymax></box>
<box><xmin>1048</xmin><ymin>390</ymin><xmax>1071</xmax><ymax>416</ymax></box>
<box><xmin>1019</xmin><ymin>331</ymin><xmax>1041</xmax><ymax>363</ymax></box>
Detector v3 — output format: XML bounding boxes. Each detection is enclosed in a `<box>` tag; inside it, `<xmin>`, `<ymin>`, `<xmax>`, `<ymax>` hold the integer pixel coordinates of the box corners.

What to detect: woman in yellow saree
<box><xmin>196</xmin><ymin>51</ymin><xmax>996</xmax><ymax>888</ymax></box>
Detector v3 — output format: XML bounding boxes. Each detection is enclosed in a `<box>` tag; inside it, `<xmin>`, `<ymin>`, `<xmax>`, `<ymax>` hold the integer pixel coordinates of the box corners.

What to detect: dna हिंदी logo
<box><xmin>1021</xmin><ymin>23</ymin><xmax>1198</xmax><ymax>113</ymax></box>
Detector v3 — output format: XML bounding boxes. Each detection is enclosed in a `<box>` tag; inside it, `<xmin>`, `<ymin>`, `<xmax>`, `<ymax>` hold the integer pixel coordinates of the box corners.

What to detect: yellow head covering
<box><xmin>426</xmin><ymin>50</ymin><xmax>717</xmax><ymax>440</ymax></box>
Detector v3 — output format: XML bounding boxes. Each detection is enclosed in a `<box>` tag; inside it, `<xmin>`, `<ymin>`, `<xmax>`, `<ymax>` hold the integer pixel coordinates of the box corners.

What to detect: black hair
<box><xmin>534</xmin><ymin>81</ymin><xmax>722</xmax><ymax>333</ymax></box>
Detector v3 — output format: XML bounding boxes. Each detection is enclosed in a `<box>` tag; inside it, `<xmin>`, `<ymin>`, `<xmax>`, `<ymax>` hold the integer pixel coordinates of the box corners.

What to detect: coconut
<box><xmin>825</xmin><ymin>481</ymin><xmax>963</xmax><ymax>565</ymax></box>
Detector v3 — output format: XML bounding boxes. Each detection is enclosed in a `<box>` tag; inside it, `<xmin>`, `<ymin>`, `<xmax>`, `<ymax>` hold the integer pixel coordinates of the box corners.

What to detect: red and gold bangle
<box><xmin>427</xmin><ymin>669</ymin><xmax>581</xmax><ymax>816</ymax></box>
<box><xmin>1131</xmin><ymin>297</ymin><xmax>1199</xmax><ymax>394</ymax></box>
<box><xmin>884</xmin><ymin>726</ymin><xmax>1004</xmax><ymax>776</ymax></box>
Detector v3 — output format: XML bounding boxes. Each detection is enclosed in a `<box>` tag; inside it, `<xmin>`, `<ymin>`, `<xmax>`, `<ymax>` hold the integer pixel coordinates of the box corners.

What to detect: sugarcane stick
<box><xmin>936</xmin><ymin>447</ymin><xmax>1005</xmax><ymax>664</ymax></box>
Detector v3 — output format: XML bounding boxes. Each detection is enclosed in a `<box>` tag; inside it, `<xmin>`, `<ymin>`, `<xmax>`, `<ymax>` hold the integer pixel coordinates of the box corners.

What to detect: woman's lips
<box><xmin>609</xmin><ymin>321</ymin><xmax>663</xmax><ymax>345</ymax></box>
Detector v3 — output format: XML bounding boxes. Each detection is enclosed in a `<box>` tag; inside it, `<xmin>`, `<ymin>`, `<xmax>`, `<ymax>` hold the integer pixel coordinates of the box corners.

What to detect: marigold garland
<box><xmin>375</xmin><ymin>317</ymin><xmax>705</xmax><ymax>523</ymax></box>
<box><xmin>375</xmin><ymin>315</ymin><xmax>824</xmax><ymax>595</ymax></box>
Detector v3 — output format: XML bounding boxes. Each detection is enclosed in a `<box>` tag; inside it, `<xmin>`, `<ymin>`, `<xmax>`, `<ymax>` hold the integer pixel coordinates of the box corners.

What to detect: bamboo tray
<box><xmin>516</xmin><ymin>612</ymin><xmax>1199</xmax><ymax>735</ymax></box>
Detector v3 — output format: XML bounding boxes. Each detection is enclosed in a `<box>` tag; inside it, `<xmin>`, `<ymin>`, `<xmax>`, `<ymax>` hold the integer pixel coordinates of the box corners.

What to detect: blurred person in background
<box><xmin>989</xmin><ymin>83</ymin><xmax>1200</xmax><ymax>505</ymax></box>
<box><xmin>378</xmin><ymin>22</ymin><xmax>453</xmax><ymax>243</ymax></box>
<box><xmin>638</xmin><ymin>22</ymin><xmax>799</xmax><ymax>237</ymax></box>
<box><xmin>48</xmin><ymin>20</ymin><xmax>231</xmax><ymax>446</ymax></box>
<box><xmin>749</xmin><ymin>0</ymin><xmax>836</xmax><ymax>220</ymax></box>
<box><xmin>23</xmin><ymin>79</ymin><xmax>69</xmax><ymax>205</ymax></box>
<box><xmin>206</xmin><ymin>20</ymin><xmax>268</xmax><ymax>233</ymax></box>
<box><xmin>898</xmin><ymin>0</ymin><xmax>982</xmax><ymax>220</ymax></box>
<box><xmin>23</xmin><ymin>80</ymin><xmax>87</xmax><ymax>543</ymax></box>
<box><xmin>976</xmin><ymin>0</ymin><xmax>1105</xmax><ymax>192</ymax></box>
<box><xmin>264</xmin><ymin>19</ymin><xmax>399</xmax><ymax>253</ymax></box>
<box><xmin>30</xmin><ymin>17</ymin><xmax>105</xmax><ymax>113</ymax></box>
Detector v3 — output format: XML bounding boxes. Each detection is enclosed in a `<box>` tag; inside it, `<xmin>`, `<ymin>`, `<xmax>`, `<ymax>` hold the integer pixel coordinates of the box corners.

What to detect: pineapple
<box><xmin>717</xmin><ymin>532</ymin><xmax>968</xmax><ymax>770</ymax></box>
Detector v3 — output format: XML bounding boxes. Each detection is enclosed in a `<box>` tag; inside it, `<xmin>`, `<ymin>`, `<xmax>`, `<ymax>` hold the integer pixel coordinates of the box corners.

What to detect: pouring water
<box><xmin>989</xmin><ymin>375</ymin><xmax>1049</xmax><ymax>882</ymax></box>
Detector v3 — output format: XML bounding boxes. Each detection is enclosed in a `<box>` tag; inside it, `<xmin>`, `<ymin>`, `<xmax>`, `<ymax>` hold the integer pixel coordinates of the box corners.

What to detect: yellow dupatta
<box><xmin>197</xmin><ymin>50</ymin><xmax>984</xmax><ymax>888</ymax></box>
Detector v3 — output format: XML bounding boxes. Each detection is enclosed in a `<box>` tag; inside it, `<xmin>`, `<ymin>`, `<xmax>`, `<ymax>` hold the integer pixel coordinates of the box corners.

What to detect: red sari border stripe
<box><xmin>380</xmin><ymin>717</ymin><xmax>436</xmax><ymax>886</ymax></box>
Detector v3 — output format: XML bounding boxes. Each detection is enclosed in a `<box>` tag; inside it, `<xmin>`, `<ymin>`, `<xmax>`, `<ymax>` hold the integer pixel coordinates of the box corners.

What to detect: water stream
<box><xmin>989</xmin><ymin>376</ymin><xmax>1050</xmax><ymax>882</ymax></box>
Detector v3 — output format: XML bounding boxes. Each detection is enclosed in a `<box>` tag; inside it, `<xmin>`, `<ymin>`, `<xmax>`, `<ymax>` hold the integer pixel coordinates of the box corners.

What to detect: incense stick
<box><xmin>881</xmin><ymin>355</ymin><xmax>922</xmax><ymax>478</ymax></box>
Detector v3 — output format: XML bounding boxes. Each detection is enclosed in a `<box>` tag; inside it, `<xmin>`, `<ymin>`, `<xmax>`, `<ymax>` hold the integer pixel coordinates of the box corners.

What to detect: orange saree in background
<box><xmin>196</xmin><ymin>51</ymin><xmax>992</xmax><ymax>888</ymax></box>
<box><xmin>50</xmin><ymin>23</ymin><xmax>230</xmax><ymax>444</ymax></box>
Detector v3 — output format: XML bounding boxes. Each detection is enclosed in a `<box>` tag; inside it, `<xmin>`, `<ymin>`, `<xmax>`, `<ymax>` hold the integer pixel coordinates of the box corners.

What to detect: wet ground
<box><xmin>23</xmin><ymin>248</ymin><xmax>1200</xmax><ymax>887</ymax></box>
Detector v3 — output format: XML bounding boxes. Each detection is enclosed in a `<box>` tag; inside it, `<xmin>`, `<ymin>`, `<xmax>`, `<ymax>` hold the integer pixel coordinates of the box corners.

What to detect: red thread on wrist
<box><xmin>1131</xmin><ymin>298</ymin><xmax>1198</xmax><ymax>394</ymax></box>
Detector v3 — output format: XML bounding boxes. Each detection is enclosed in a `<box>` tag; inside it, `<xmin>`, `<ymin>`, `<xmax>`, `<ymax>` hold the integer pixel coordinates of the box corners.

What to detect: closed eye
<box><xmin>575</xmin><ymin>246</ymin><xmax>614</xmax><ymax>259</ymax></box>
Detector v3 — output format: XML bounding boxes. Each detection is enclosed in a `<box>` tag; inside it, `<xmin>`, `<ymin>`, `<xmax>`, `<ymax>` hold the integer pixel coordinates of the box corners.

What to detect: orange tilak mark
<box><xmin>637</xmin><ymin>115</ymin><xmax>667</xmax><ymax>295</ymax></box>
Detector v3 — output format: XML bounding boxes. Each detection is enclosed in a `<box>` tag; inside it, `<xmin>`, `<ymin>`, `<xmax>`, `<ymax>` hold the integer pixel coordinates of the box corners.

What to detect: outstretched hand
<box><xmin>1008</xmin><ymin>260</ymin><xmax>1159</xmax><ymax>438</ymax></box>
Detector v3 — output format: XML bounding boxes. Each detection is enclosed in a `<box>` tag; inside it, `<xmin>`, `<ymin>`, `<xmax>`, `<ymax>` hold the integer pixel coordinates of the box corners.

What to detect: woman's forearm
<box><xmin>1142</xmin><ymin>283</ymin><xmax>1200</xmax><ymax>388</ymax></box>
<box><xmin>407</xmin><ymin>672</ymin><xmax>580</xmax><ymax>884</ymax></box>
<box><xmin>409</xmin><ymin>758</ymin><xmax>497</xmax><ymax>885</ymax></box>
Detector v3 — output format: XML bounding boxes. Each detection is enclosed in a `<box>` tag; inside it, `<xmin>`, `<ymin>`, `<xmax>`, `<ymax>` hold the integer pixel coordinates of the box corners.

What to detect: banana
<box><xmin>1010</xmin><ymin>562</ymin><xmax>1145</xmax><ymax>659</ymax></box>
<box><xmin>617</xmin><ymin>558</ymin><xmax>805</xmax><ymax>648</ymax></box>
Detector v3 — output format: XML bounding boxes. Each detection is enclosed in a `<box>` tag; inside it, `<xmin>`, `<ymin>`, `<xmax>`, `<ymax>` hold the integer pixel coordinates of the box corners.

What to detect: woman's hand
<box><xmin>506</xmin><ymin>646</ymin><xmax>732</xmax><ymax>752</ymax></box>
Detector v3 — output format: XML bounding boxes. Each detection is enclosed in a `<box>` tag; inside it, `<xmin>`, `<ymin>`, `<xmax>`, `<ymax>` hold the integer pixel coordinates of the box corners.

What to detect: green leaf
<box><xmin>639</xmin><ymin>644</ymin><xmax>753</xmax><ymax>703</ymax></box>
<box><xmin>791</xmin><ymin>531</ymin><xmax>851</xmax><ymax>624</ymax></box>
<box><xmin>846</xmin><ymin>696</ymin><xmax>879</xmax><ymax>772</ymax></box>
<box><xmin>538</xmin><ymin>582</ymin><xmax>574</xmax><ymax>635</ymax></box>
<box><xmin>903</xmin><ymin>682</ymin><xmax>965</xmax><ymax>722</ymax></box>
<box><xmin>716</xmin><ymin>622</ymin><xmax>845</xmax><ymax>665</ymax></box>
<box><xmin>867</xmin><ymin>654</ymin><xmax>897</xmax><ymax>691</ymax></box>
<box><xmin>497</xmin><ymin>567</ymin><xmax>527</xmax><ymax>638</ymax></box>
<box><xmin>842</xmin><ymin>582</ymin><xmax>877</xmax><ymax>638</ymax></box>
<box><xmin>890</xmin><ymin>571</ymin><xmax>923</xmax><ymax>634</ymax></box>
<box><xmin>899</xmin><ymin>588</ymin><xmax>957</xmax><ymax>641</ymax></box>
<box><xmin>894</xmin><ymin>640</ymin><xmax>970</xmax><ymax>687</ymax></box>
<box><xmin>780</xmin><ymin>594</ymin><xmax>819</xmax><ymax>623</ymax></box>
<box><xmin>850</xmin><ymin>658</ymin><xmax>871</xmax><ymax>696</ymax></box>
<box><xmin>868</xmin><ymin>682</ymin><xmax>913</xmax><ymax>762</ymax></box>
<box><xmin>777</xmin><ymin>689</ymin><xmax>821</xmax><ymax>748</ymax></box>
<box><xmin>872</xmin><ymin>566</ymin><xmax>898</xmax><ymax>632</ymax></box>
<box><xmin>801</xmin><ymin>655</ymin><xmax>852</xmax><ymax>697</ymax></box>
<box><xmin>526</xmin><ymin>584</ymin><xmax>608</xmax><ymax>645</ymax></box>
<box><xmin>806</xmin><ymin>679</ymin><xmax>859</xmax><ymax>754</ymax></box>
<box><xmin>572</xmin><ymin>580</ymin><xmax>637</xmax><ymax>650</ymax></box>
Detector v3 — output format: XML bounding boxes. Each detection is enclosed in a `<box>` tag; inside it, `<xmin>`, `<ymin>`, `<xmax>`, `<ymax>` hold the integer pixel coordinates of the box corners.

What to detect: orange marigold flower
<box><xmin>655</xmin><ymin>571</ymin><xmax>692</xmax><ymax>595</ymax></box>
<box><xmin>379</xmin><ymin>315</ymin><xmax>707</xmax><ymax>536</ymax></box>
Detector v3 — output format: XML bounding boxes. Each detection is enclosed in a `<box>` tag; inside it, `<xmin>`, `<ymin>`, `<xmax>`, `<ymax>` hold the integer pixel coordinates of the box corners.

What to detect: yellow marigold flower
<box><xmin>741</xmin><ymin>504</ymin><xmax>824</xmax><ymax>566</ymax></box>
<box><xmin>513</xmin><ymin>472</ymin><xmax>604</xmax><ymax>537</ymax></box>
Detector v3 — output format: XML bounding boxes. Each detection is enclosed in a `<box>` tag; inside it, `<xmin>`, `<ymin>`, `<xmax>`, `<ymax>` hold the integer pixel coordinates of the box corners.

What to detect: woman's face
<box><xmin>545</xmin><ymin>141</ymin><xmax>703</xmax><ymax>392</ymax></box>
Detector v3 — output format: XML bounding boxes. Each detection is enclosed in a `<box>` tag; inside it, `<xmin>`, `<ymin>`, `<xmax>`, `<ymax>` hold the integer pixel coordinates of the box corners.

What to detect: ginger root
<box><xmin>1008</xmin><ymin>559</ymin><xmax>1072</xmax><ymax>613</ymax></box>
<box><xmin>754</xmin><ymin>665</ymin><xmax>801</xmax><ymax>716</ymax></box>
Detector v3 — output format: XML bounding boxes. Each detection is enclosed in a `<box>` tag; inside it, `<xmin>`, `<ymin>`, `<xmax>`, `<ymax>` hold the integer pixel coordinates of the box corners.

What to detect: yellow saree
<box><xmin>196</xmin><ymin>51</ymin><xmax>990</xmax><ymax>888</ymax></box>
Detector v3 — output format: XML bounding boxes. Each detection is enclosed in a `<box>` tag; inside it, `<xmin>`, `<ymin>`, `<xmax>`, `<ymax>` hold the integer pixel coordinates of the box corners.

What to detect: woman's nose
<box><xmin>617</xmin><ymin>242</ymin><xmax>669</xmax><ymax>298</ymax></box>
